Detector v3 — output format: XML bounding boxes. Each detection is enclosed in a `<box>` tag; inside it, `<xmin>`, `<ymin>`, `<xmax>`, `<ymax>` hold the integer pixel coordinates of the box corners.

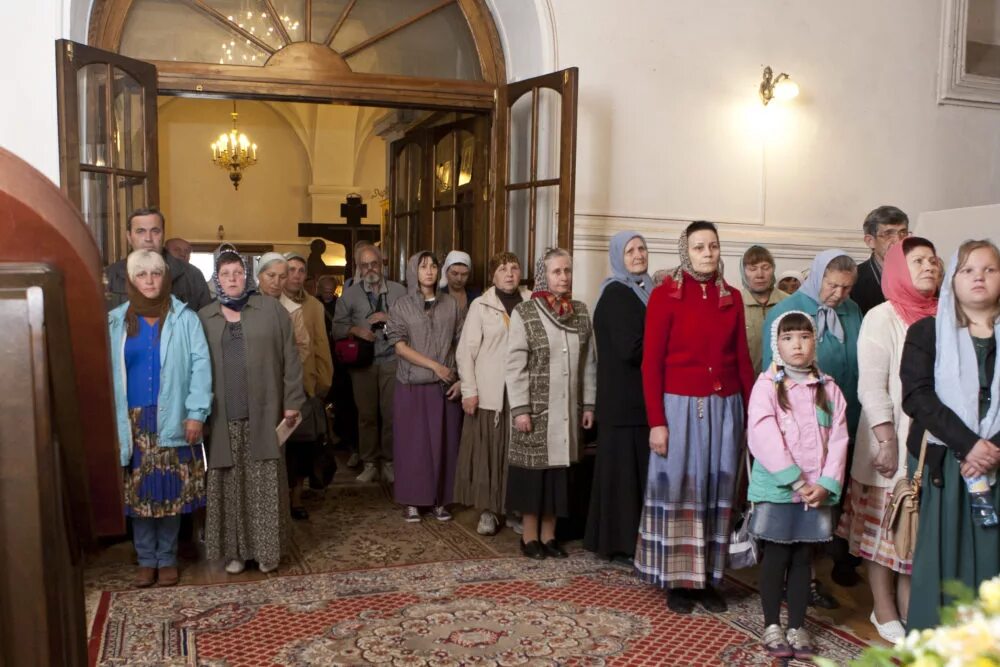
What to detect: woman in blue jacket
<box><xmin>110</xmin><ymin>249</ymin><xmax>212</xmax><ymax>588</ymax></box>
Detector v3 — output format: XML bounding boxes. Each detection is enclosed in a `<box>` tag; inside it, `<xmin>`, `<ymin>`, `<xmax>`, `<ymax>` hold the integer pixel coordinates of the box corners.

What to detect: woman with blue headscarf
<box><xmin>584</xmin><ymin>231</ymin><xmax>653</xmax><ymax>561</ymax></box>
<box><xmin>901</xmin><ymin>239</ymin><xmax>1000</xmax><ymax>630</ymax></box>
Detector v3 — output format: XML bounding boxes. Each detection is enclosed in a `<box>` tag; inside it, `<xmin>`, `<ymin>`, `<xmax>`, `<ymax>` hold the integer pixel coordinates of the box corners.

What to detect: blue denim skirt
<box><xmin>748</xmin><ymin>502</ymin><xmax>833</xmax><ymax>544</ymax></box>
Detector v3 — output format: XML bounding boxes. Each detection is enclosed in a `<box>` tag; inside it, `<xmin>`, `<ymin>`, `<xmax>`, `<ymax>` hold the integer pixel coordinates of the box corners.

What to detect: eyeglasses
<box><xmin>876</xmin><ymin>229</ymin><xmax>910</xmax><ymax>241</ymax></box>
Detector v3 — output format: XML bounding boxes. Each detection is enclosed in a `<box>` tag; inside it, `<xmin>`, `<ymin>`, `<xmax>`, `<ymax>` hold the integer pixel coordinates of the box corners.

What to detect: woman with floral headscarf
<box><xmin>505</xmin><ymin>247</ymin><xmax>597</xmax><ymax>559</ymax></box>
<box><xmin>637</xmin><ymin>221</ymin><xmax>755</xmax><ymax>614</ymax></box>
<box><xmin>585</xmin><ymin>231</ymin><xmax>653</xmax><ymax>560</ymax></box>
<box><xmin>199</xmin><ymin>244</ymin><xmax>305</xmax><ymax>575</ymax></box>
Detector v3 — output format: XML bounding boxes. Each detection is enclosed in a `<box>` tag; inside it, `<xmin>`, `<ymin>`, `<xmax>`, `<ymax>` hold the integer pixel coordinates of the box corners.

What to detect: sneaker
<box><xmin>381</xmin><ymin>461</ymin><xmax>395</xmax><ymax>484</ymax></box>
<box><xmin>786</xmin><ymin>627</ymin><xmax>815</xmax><ymax>660</ymax></box>
<box><xmin>477</xmin><ymin>511</ymin><xmax>499</xmax><ymax>535</ymax></box>
<box><xmin>346</xmin><ymin>452</ymin><xmax>361</xmax><ymax>468</ymax></box>
<box><xmin>809</xmin><ymin>578</ymin><xmax>840</xmax><ymax>609</ymax></box>
<box><xmin>356</xmin><ymin>462</ymin><xmax>379</xmax><ymax>483</ymax></box>
<box><xmin>432</xmin><ymin>505</ymin><xmax>452</xmax><ymax>522</ymax></box>
<box><xmin>404</xmin><ymin>506</ymin><xmax>421</xmax><ymax>522</ymax></box>
<box><xmin>761</xmin><ymin>624</ymin><xmax>793</xmax><ymax>658</ymax></box>
<box><xmin>509</xmin><ymin>516</ymin><xmax>524</xmax><ymax>535</ymax></box>
<box><xmin>869</xmin><ymin>611</ymin><xmax>906</xmax><ymax>643</ymax></box>
<box><xmin>225</xmin><ymin>559</ymin><xmax>245</xmax><ymax>574</ymax></box>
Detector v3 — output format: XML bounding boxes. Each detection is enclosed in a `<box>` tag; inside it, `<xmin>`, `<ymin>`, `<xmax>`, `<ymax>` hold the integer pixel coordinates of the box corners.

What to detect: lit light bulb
<box><xmin>774</xmin><ymin>79</ymin><xmax>799</xmax><ymax>102</ymax></box>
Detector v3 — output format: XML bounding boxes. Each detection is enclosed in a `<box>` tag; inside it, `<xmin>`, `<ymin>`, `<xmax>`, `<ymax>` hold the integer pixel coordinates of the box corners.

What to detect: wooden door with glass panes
<box><xmin>496</xmin><ymin>68</ymin><xmax>578</xmax><ymax>280</ymax></box>
<box><xmin>56</xmin><ymin>39</ymin><xmax>158</xmax><ymax>264</ymax></box>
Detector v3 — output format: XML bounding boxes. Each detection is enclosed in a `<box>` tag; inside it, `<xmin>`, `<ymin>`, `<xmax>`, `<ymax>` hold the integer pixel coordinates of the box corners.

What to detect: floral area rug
<box><xmin>90</xmin><ymin>554</ymin><xmax>869</xmax><ymax>666</ymax></box>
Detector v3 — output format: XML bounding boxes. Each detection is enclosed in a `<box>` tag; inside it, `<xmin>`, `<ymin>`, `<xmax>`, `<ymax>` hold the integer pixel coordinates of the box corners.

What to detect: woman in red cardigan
<box><xmin>636</xmin><ymin>220</ymin><xmax>756</xmax><ymax>614</ymax></box>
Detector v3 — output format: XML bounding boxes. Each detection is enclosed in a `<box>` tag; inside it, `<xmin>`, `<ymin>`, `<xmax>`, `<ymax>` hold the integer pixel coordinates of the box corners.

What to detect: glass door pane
<box><xmin>78</xmin><ymin>64</ymin><xmax>109</xmax><ymax>167</ymax></box>
<box><xmin>112</xmin><ymin>68</ymin><xmax>145</xmax><ymax>171</ymax></box>
<box><xmin>81</xmin><ymin>172</ymin><xmax>111</xmax><ymax>258</ymax></box>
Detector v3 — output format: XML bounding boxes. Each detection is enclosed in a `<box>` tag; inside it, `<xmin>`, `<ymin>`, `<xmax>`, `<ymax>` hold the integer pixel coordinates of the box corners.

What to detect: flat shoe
<box><xmin>542</xmin><ymin>539</ymin><xmax>568</xmax><ymax>558</ymax></box>
<box><xmin>156</xmin><ymin>566</ymin><xmax>178</xmax><ymax>587</ymax></box>
<box><xmin>697</xmin><ymin>586</ymin><xmax>727</xmax><ymax>613</ymax></box>
<box><xmin>869</xmin><ymin>611</ymin><xmax>906</xmax><ymax>643</ymax></box>
<box><xmin>520</xmin><ymin>540</ymin><xmax>546</xmax><ymax>560</ymax></box>
<box><xmin>134</xmin><ymin>566</ymin><xmax>156</xmax><ymax>588</ymax></box>
<box><xmin>667</xmin><ymin>589</ymin><xmax>695</xmax><ymax>614</ymax></box>
<box><xmin>290</xmin><ymin>506</ymin><xmax>309</xmax><ymax>521</ymax></box>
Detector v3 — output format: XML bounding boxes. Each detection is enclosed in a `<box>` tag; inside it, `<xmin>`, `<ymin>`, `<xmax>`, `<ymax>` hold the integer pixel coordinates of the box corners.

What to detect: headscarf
<box><xmin>532</xmin><ymin>249</ymin><xmax>575</xmax><ymax>321</ymax></box>
<box><xmin>597</xmin><ymin>231</ymin><xmax>652</xmax><ymax>305</ymax></box>
<box><xmin>256</xmin><ymin>252</ymin><xmax>287</xmax><ymax>280</ymax></box>
<box><xmin>668</xmin><ymin>227</ymin><xmax>731</xmax><ymax>304</ymax></box>
<box><xmin>769</xmin><ymin>310</ymin><xmax>819</xmax><ymax>374</ymax></box>
<box><xmin>740</xmin><ymin>245</ymin><xmax>777</xmax><ymax>293</ymax></box>
<box><xmin>881</xmin><ymin>240</ymin><xmax>938</xmax><ymax>327</ymax></box>
<box><xmin>798</xmin><ymin>249</ymin><xmax>851</xmax><ymax>343</ymax></box>
<box><xmin>407</xmin><ymin>251</ymin><xmax>439</xmax><ymax>296</ymax></box>
<box><xmin>213</xmin><ymin>243</ymin><xmax>254</xmax><ymax>311</ymax></box>
<box><xmin>778</xmin><ymin>269</ymin><xmax>804</xmax><ymax>285</ymax></box>
<box><xmin>929</xmin><ymin>250</ymin><xmax>1000</xmax><ymax>449</ymax></box>
<box><xmin>125</xmin><ymin>264</ymin><xmax>173</xmax><ymax>338</ymax></box>
<box><xmin>438</xmin><ymin>250</ymin><xmax>473</xmax><ymax>289</ymax></box>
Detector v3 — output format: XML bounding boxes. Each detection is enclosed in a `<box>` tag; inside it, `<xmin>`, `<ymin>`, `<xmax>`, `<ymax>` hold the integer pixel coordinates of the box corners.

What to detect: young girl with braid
<box><xmin>746</xmin><ymin>311</ymin><xmax>849</xmax><ymax>660</ymax></box>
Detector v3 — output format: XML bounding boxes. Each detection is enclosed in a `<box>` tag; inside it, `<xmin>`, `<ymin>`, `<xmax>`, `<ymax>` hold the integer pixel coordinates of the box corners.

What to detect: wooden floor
<box><xmin>85</xmin><ymin>454</ymin><xmax>889</xmax><ymax>650</ymax></box>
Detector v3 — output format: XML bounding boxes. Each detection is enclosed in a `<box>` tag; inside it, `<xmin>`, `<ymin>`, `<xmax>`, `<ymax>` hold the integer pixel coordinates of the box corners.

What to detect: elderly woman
<box><xmin>585</xmin><ymin>232</ymin><xmax>652</xmax><ymax>560</ymax></box>
<box><xmin>762</xmin><ymin>249</ymin><xmax>863</xmax><ymax>588</ymax></box>
<box><xmin>901</xmin><ymin>239</ymin><xmax>1000</xmax><ymax>631</ymax></box>
<box><xmin>199</xmin><ymin>245</ymin><xmax>305</xmax><ymax>574</ymax></box>
<box><xmin>741</xmin><ymin>245</ymin><xmax>788</xmax><ymax>374</ymax></box>
<box><xmin>454</xmin><ymin>251</ymin><xmax>530</xmax><ymax>535</ymax></box>
<box><xmin>837</xmin><ymin>237</ymin><xmax>940</xmax><ymax>641</ymax></box>
<box><xmin>506</xmin><ymin>247</ymin><xmax>597</xmax><ymax>559</ymax></box>
<box><xmin>110</xmin><ymin>250</ymin><xmax>211</xmax><ymax>588</ymax></box>
<box><xmin>387</xmin><ymin>251</ymin><xmax>463</xmax><ymax>522</ymax></box>
<box><xmin>638</xmin><ymin>221</ymin><xmax>755</xmax><ymax>613</ymax></box>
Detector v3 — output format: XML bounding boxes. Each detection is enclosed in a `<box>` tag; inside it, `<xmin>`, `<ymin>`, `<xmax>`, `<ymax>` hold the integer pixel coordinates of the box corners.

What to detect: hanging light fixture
<box><xmin>210</xmin><ymin>101</ymin><xmax>258</xmax><ymax>190</ymax></box>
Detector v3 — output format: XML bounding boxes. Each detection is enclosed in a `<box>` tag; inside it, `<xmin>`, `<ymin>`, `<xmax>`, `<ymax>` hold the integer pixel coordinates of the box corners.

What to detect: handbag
<box><xmin>290</xmin><ymin>395</ymin><xmax>328</xmax><ymax>443</ymax></box>
<box><xmin>334</xmin><ymin>335</ymin><xmax>374</xmax><ymax>368</ymax></box>
<box><xmin>881</xmin><ymin>431</ymin><xmax>928</xmax><ymax>561</ymax></box>
<box><xmin>729</xmin><ymin>451</ymin><xmax>760</xmax><ymax>569</ymax></box>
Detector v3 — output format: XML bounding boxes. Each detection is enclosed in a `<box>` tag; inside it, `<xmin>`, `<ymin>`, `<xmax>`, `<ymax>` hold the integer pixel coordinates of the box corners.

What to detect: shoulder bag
<box><xmin>729</xmin><ymin>450</ymin><xmax>760</xmax><ymax>569</ymax></box>
<box><xmin>881</xmin><ymin>430</ymin><xmax>928</xmax><ymax>561</ymax></box>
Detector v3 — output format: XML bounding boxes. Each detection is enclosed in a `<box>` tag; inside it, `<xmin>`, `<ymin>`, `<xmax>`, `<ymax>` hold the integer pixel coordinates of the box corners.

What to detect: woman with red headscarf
<box><xmin>838</xmin><ymin>236</ymin><xmax>941</xmax><ymax>642</ymax></box>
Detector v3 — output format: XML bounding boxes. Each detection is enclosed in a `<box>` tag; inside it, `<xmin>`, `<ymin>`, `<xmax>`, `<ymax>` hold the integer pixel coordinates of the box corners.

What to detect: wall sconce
<box><xmin>759</xmin><ymin>66</ymin><xmax>799</xmax><ymax>105</ymax></box>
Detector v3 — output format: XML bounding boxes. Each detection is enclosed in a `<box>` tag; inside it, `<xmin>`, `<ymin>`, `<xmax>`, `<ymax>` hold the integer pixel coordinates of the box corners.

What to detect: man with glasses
<box><xmin>852</xmin><ymin>205</ymin><xmax>910</xmax><ymax>315</ymax></box>
<box><xmin>332</xmin><ymin>245</ymin><xmax>406</xmax><ymax>483</ymax></box>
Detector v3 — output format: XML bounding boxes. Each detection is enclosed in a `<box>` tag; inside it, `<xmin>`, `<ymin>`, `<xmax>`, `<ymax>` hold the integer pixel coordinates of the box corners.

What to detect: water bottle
<box><xmin>966</xmin><ymin>475</ymin><xmax>999</xmax><ymax>528</ymax></box>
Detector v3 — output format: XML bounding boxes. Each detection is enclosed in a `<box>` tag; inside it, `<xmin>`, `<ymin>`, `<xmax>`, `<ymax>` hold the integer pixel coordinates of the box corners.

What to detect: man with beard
<box><xmin>332</xmin><ymin>245</ymin><xmax>406</xmax><ymax>483</ymax></box>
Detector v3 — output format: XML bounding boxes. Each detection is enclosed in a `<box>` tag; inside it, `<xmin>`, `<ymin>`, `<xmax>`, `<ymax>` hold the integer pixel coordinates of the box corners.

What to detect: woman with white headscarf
<box><xmin>585</xmin><ymin>231</ymin><xmax>653</xmax><ymax>561</ymax></box>
<box><xmin>901</xmin><ymin>239</ymin><xmax>1000</xmax><ymax>630</ymax></box>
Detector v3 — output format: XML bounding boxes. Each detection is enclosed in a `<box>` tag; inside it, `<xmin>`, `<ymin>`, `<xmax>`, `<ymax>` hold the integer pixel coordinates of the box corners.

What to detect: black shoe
<box><xmin>290</xmin><ymin>506</ymin><xmax>309</xmax><ymax>521</ymax></box>
<box><xmin>830</xmin><ymin>561</ymin><xmax>861</xmax><ymax>587</ymax></box>
<box><xmin>809</xmin><ymin>579</ymin><xmax>840</xmax><ymax>609</ymax></box>
<box><xmin>667</xmin><ymin>588</ymin><xmax>695</xmax><ymax>614</ymax></box>
<box><xmin>520</xmin><ymin>540</ymin><xmax>546</xmax><ymax>560</ymax></box>
<box><xmin>697</xmin><ymin>586</ymin><xmax>728</xmax><ymax>613</ymax></box>
<box><xmin>542</xmin><ymin>539</ymin><xmax>568</xmax><ymax>559</ymax></box>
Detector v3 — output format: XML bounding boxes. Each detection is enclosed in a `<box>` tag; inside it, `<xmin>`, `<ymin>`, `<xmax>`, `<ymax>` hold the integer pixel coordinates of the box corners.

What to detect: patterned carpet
<box><xmin>86</xmin><ymin>478</ymin><xmax>872</xmax><ymax>665</ymax></box>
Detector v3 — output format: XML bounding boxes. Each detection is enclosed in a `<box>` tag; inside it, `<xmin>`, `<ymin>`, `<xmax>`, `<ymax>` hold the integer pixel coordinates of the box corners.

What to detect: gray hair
<box><xmin>863</xmin><ymin>205</ymin><xmax>909</xmax><ymax>237</ymax></box>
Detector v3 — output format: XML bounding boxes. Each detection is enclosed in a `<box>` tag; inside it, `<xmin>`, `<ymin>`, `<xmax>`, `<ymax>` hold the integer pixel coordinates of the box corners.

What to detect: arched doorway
<box><xmin>57</xmin><ymin>0</ymin><xmax>577</xmax><ymax>284</ymax></box>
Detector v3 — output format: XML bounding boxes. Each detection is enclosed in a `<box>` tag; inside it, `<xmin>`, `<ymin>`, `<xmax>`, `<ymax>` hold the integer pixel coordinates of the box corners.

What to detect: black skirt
<box><xmin>505</xmin><ymin>465</ymin><xmax>570</xmax><ymax>517</ymax></box>
<box><xmin>584</xmin><ymin>424</ymin><xmax>650</xmax><ymax>558</ymax></box>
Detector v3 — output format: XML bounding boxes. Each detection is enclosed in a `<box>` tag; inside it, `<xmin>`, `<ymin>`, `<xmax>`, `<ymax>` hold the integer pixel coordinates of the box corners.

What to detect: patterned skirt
<box><xmin>635</xmin><ymin>393</ymin><xmax>744</xmax><ymax>590</ymax></box>
<box><xmin>453</xmin><ymin>404</ymin><xmax>510</xmax><ymax>515</ymax></box>
<box><xmin>836</xmin><ymin>478</ymin><xmax>912</xmax><ymax>574</ymax></box>
<box><xmin>205</xmin><ymin>419</ymin><xmax>289</xmax><ymax>567</ymax></box>
<box><xmin>123</xmin><ymin>407</ymin><xmax>206</xmax><ymax>518</ymax></box>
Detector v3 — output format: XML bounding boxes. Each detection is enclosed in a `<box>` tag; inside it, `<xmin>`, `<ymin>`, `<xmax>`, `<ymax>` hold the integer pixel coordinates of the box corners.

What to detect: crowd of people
<box><xmin>105</xmin><ymin>204</ymin><xmax>999</xmax><ymax>660</ymax></box>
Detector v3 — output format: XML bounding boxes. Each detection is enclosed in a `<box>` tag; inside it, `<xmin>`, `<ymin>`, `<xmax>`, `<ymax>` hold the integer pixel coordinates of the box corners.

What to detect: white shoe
<box><xmin>356</xmin><ymin>462</ymin><xmax>379</xmax><ymax>483</ymax></box>
<box><xmin>404</xmin><ymin>505</ymin><xmax>421</xmax><ymax>522</ymax></box>
<box><xmin>477</xmin><ymin>511</ymin><xmax>499</xmax><ymax>535</ymax></box>
<box><xmin>433</xmin><ymin>505</ymin><xmax>452</xmax><ymax>522</ymax></box>
<box><xmin>258</xmin><ymin>561</ymin><xmax>278</xmax><ymax>574</ymax></box>
<box><xmin>346</xmin><ymin>452</ymin><xmax>361</xmax><ymax>468</ymax></box>
<box><xmin>509</xmin><ymin>516</ymin><xmax>523</xmax><ymax>535</ymax></box>
<box><xmin>225</xmin><ymin>559</ymin><xmax>245</xmax><ymax>574</ymax></box>
<box><xmin>381</xmin><ymin>461</ymin><xmax>395</xmax><ymax>484</ymax></box>
<box><xmin>870</xmin><ymin>611</ymin><xmax>906</xmax><ymax>643</ymax></box>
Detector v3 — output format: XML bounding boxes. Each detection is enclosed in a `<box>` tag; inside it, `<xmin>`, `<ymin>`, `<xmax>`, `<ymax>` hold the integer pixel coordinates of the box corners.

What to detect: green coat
<box><xmin>760</xmin><ymin>291</ymin><xmax>862</xmax><ymax>436</ymax></box>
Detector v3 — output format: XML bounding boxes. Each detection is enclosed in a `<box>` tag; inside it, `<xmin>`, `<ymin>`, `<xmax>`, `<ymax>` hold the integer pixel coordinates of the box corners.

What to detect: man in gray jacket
<box><xmin>333</xmin><ymin>244</ymin><xmax>406</xmax><ymax>483</ymax></box>
<box><xmin>104</xmin><ymin>207</ymin><xmax>212</xmax><ymax>312</ymax></box>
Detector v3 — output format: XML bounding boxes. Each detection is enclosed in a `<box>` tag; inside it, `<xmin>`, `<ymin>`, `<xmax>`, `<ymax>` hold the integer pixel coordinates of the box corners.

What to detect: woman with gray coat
<box><xmin>505</xmin><ymin>247</ymin><xmax>597</xmax><ymax>559</ymax></box>
<box><xmin>199</xmin><ymin>245</ymin><xmax>305</xmax><ymax>574</ymax></box>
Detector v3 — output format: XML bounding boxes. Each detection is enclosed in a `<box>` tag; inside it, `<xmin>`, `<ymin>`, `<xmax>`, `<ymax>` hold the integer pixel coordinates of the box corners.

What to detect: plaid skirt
<box><xmin>836</xmin><ymin>478</ymin><xmax>912</xmax><ymax>574</ymax></box>
<box><xmin>635</xmin><ymin>393</ymin><xmax>744</xmax><ymax>590</ymax></box>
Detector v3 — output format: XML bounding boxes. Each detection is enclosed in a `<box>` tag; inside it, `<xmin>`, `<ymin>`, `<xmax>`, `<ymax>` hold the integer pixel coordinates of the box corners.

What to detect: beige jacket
<box><xmin>279</xmin><ymin>293</ymin><xmax>311</xmax><ymax>367</ymax></box>
<box><xmin>741</xmin><ymin>287</ymin><xmax>788</xmax><ymax>373</ymax></box>
<box><xmin>457</xmin><ymin>286</ymin><xmax>532</xmax><ymax>412</ymax></box>
<box><xmin>299</xmin><ymin>294</ymin><xmax>334</xmax><ymax>398</ymax></box>
<box><xmin>850</xmin><ymin>302</ymin><xmax>911</xmax><ymax>488</ymax></box>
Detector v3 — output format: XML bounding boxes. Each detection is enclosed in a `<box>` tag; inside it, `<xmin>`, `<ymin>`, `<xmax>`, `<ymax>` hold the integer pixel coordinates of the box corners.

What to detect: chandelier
<box><xmin>210</xmin><ymin>101</ymin><xmax>258</xmax><ymax>190</ymax></box>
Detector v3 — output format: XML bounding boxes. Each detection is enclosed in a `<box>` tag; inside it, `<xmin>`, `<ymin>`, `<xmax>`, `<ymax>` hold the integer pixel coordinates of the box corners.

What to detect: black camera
<box><xmin>371</xmin><ymin>321</ymin><xmax>387</xmax><ymax>331</ymax></box>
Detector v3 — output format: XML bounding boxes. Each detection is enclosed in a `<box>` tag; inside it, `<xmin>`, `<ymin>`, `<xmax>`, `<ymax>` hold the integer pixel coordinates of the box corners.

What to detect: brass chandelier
<box><xmin>210</xmin><ymin>101</ymin><xmax>258</xmax><ymax>190</ymax></box>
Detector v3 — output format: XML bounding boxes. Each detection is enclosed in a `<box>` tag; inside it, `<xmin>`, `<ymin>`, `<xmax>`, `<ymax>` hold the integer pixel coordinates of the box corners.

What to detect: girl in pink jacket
<box><xmin>746</xmin><ymin>311</ymin><xmax>849</xmax><ymax>660</ymax></box>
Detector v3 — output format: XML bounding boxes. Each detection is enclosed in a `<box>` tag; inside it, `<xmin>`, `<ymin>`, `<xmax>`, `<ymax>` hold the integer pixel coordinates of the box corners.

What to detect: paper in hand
<box><xmin>276</xmin><ymin>416</ymin><xmax>298</xmax><ymax>447</ymax></box>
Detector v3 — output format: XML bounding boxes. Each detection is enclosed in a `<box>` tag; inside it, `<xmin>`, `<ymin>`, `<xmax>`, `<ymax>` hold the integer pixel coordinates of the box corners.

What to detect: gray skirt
<box><xmin>749</xmin><ymin>501</ymin><xmax>833</xmax><ymax>544</ymax></box>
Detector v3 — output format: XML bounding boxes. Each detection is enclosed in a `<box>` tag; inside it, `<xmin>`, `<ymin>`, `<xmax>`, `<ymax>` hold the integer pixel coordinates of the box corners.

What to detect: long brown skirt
<box><xmin>453</xmin><ymin>405</ymin><xmax>509</xmax><ymax>515</ymax></box>
<box><xmin>205</xmin><ymin>420</ymin><xmax>289</xmax><ymax>568</ymax></box>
